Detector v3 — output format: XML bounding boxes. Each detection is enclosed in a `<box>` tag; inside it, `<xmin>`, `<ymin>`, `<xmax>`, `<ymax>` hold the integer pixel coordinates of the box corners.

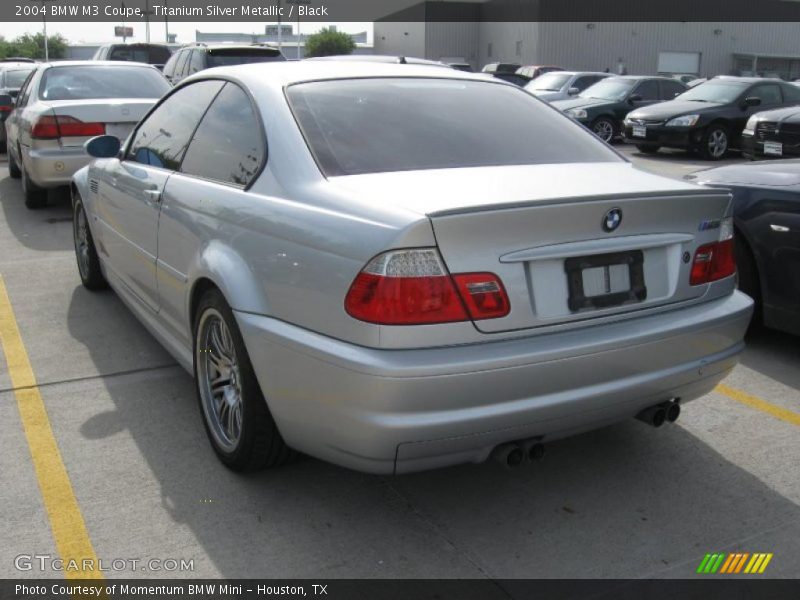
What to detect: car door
<box><xmin>156</xmin><ymin>81</ymin><xmax>266</xmax><ymax>344</ymax></box>
<box><xmin>6</xmin><ymin>68</ymin><xmax>38</xmax><ymax>162</ymax></box>
<box><xmin>757</xmin><ymin>190</ymin><xmax>800</xmax><ymax>326</ymax></box>
<box><xmin>737</xmin><ymin>83</ymin><xmax>784</xmax><ymax>133</ymax></box>
<box><xmin>96</xmin><ymin>80</ymin><xmax>225</xmax><ymax>311</ymax></box>
<box><xmin>620</xmin><ymin>79</ymin><xmax>660</xmax><ymax>120</ymax></box>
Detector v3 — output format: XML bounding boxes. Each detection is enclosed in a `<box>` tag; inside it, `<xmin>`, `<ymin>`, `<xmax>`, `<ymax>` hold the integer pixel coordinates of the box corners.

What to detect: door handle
<box><xmin>143</xmin><ymin>189</ymin><xmax>161</xmax><ymax>203</ymax></box>
<box><xmin>770</xmin><ymin>224</ymin><xmax>790</xmax><ymax>233</ymax></box>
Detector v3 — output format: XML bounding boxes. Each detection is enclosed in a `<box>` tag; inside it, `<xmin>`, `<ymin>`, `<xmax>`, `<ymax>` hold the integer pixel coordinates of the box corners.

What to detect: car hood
<box><xmin>529</xmin><ymin>90</ymin><xmax>563</xmax><ymax>102</ymax></box>
<box><xmin>689</xmin><ymin>160</ymin><xmax>800</xmax><ymax>188</ymax></box>
<box><xmin>752</xmin><ymin>105</ymin><xmax>800</xmax><ymax>123</ymax></box>
<box><xmin>328</xmin><ymin>162</ymin><xmax>700</xmax><ymax>216</ymax></box>
<box><xmin>550</xmin><ymin>96</ymin><xmax>612</xmax><ymax>111</ymax></box>
<box><xmin>628</xmin><ymin>100</ymin><xmax>724</xmax><ymax>121</ymax></box>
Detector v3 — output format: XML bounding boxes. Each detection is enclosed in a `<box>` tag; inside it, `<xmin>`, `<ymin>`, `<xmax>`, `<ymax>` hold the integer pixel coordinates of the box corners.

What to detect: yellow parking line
<box><xmin>0</xmin><ymin>276</ymin><xmax>102</xmax><ymax>579</ymax></box>
<box><xmin>716</xmin><ymin>383</ymin><xmax>800</xmax><ymax>428</ymax></box>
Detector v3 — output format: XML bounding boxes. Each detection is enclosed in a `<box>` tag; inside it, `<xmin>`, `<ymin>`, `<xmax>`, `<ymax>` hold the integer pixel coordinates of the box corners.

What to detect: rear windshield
<box><xmin>108</xmin><ymin>45</ymin><xmax>172</xmax><ymax>65</ymax></box>
<box><xmin>4</xmin><ymin>68</ymin><xmax>34</xmax><ymax>88</ymax></box>
<box><xmin>287</xmin><ymin>78</ymin><xmax>621</xmax><ymax>177</ymax></box>
<box><xmin>206</xmin><ymin>48</ymin><xmax>285</xmax><ymax>68</ymax></box>
<box><xmin>39</xmin><ymin>66</ymin><xmax>170</xmax><ymax>101</ymax></box>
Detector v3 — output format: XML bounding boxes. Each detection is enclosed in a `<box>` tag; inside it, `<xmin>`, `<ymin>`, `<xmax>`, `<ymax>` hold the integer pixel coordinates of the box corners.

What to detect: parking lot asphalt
<box><xmin>0</xmin><ymin>146</ymin><xmax>798</xmax><ymax>580</ymax></box>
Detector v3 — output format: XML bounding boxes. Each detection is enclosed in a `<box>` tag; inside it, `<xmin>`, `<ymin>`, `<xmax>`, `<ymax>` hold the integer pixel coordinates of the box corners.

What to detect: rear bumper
<box><xmin>236</xmin><ymin>292</ymin><xmax>753</xmax><ymax>474</ymax></box>
<box><xmin>21</xmin><ymin>144</ymin><xmax>91</xmax><ymax>188</ymax></box>
<box><xmin>623</xmin><ymin>124</ymin><xmax>696</xmax><ymax>148</ymax></box>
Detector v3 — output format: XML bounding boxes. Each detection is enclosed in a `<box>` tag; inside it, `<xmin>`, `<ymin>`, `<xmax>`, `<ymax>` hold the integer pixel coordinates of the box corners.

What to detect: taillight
<box><xmin>690</xmin><ymin>217</ymin><xmax>736</xmax><ymax>285</ymax></box>
<box><xmin>31</xmin><ymin>115</ymin><xmax>105</xmax><ymax>139</ymax></box>
<box><xmin>344</xmin><ymin>249</ymin><xmax>510</xmax><ymax>325</ymax></box>
<box><xmin>0</xmin><ymin>105</ymin><xmax>12</xmax><ymax>113</ymax></box>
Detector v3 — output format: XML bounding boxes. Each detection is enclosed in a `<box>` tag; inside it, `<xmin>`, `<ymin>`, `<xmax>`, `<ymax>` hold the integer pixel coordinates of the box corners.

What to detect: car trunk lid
<box><xmin>329</xmin><ymin>163</ymin><xmax>732</xmax><ymax>333</ymax></box>
<box><xmin>45</xmin><ymin>99</ymin><xmax>156</xmax><ymax>147</ymax></box>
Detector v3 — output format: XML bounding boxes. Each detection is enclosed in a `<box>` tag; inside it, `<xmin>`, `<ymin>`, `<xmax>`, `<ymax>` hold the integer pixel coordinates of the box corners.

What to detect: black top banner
<box><xmin>7</xmin><ymin>0</ymin><xmax>800</xmax><ymax>23</ymax></box>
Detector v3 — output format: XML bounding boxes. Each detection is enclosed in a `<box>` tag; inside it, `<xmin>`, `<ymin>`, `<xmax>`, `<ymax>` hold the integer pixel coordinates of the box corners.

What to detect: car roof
<box><xmin>39</xmin><ymin>60</ymin><xmax>162</xmax><ymax>69</ymax></box>
<box><xmin>307</xmin><ymin>55</ymin><xmax>446</xmax><ymax>66</ymax></box>
<box><xmin>182</xmin><ymin>43</ymin><xmax>280</xmax><ymax>51</ymax></box>
<box><xmin>711</xmin><ymin>75</ymin><xmax>784</xmax><ymax>84</ymax></box>
<box><xmin>189</xmin><ymin>61</ymin><xmax>494</xmax><ymax>89</ymax></box>
<box><xmin>0</xmin><ymin>62</ymin><xmax>36</xmax><ymax>70</ymax></box>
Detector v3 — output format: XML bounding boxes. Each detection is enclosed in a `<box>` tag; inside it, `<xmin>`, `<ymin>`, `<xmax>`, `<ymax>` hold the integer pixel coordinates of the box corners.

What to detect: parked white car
<box><xmin>3</xmin><ymin>61</ymin><xmax>170</xmax><ymax>208</ymax></box>
<box><xmin>525</xmin><ymin>71</ymin><xmax>612</xmax><ymax>102</ymax></box>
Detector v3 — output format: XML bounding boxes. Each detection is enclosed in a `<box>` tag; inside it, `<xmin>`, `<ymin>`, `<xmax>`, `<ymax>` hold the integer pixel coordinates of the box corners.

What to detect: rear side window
<box><xmin>127</xmin><ymin>80</ymin><xmax>224</xmax><ymax>170</ymax></box>
<box><xmin>163</xmin><ymin>52</ymin><xmax>180</xmax><ymax>78</ymax></box>
<box><xmin>750</xmin><ymin>84</ymin><xmax>782</xmax><ymax>105</ymax></box>
<box><xmin>205</xmin><ymin>48</ymin><xmax>285</xmax><ymax>68</ymax></box>
<box><xmin>39</xmin><ymin>66</ymin><xmax>169</xmax><ymax>100</ymax></box>
<box><xmin>634</xmin><ymin>80</ymin><xmax>659</xmax><ymax>101</ymax></box>
<box><xmin>287</xmin><ymin>78</ymin><xmax>621</xmax><ymax>177</ymax></box>
<box><xmin>108</xmin><ymin>45</ymin><xmax>171</xmax><ymax>65</ymax></box>
<box><xmin>5</xmin><ymin>68</ymin><xmax>34</xmax><ymax>88</ymax></box>
<box><xmin>783</xmin><ymin>84</ymin><xmax>800</xmax><ymax>103</ymax></box>
<box><xmin>173</xmin><ymin>50</ymin><xmax>190</xmax><ymax>80</ymax></box>
<box><xmin>188</xmin><ymin>50</ymin><xmax>205</xmax><ymax>75</ymax></box>
<box><xmin>181</xmin><ymin>83</ymin><xmax>264</xmax><ymax>186</ymax></box>
<box><xmin>660</xmin><ymin>80</ymin><xmax>686</xmax><ymax>99</ymax></box>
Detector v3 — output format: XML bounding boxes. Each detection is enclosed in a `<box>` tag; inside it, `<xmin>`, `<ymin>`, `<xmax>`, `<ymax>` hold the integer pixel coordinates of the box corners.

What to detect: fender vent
<box><xmin>89</xmin><ymin>179</ymin><xmax>99</xmax><ymax>194</ymax></box>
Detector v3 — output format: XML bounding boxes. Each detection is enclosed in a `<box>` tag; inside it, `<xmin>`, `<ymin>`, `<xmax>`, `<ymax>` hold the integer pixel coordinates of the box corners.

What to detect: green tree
<box><xmin>303</xmin><ymin>27</ymin><xmax>355</xmax><ymax>58</ymax></box>
<box><xmin>0</xmin><ymin>33</ymin><xmax>68</xmax><ymax>60</ymax></box>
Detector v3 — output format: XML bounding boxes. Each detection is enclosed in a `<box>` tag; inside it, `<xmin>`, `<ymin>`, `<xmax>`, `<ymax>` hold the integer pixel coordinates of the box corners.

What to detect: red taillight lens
<box><xmin>31</xmin><ymin>115</ymin><xmax>105</xmax><ymax>139</ymax></box>
<box><xmin>452</xmin><ymin>272</ymin><xmax>510</xmax><ymax>320</ymax></box>
<box><xmin>690</xmin><ymin>239</ymin><xmax>736</xmax><ymax>285</ymax></box>
<box><xmin>344</xmin><ymin>249</ymin><xmax>510</xmax><ymax>325</ymax></box>
<box><xmin>0</xmin><ymin>105</ymin><xmax>12</xmax><ymax>113</ymax></box>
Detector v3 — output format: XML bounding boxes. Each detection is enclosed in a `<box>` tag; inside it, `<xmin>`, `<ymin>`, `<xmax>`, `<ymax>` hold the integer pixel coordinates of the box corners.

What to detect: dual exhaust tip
<box><xmin>491</xmin><ymin>439</ymin><xmax>545</xmax><ymax>469</ymax></box>
<box><xmin>636</xmin><ymin>400</ymin><xmax>681</xmax><ymax>428</ymax></box>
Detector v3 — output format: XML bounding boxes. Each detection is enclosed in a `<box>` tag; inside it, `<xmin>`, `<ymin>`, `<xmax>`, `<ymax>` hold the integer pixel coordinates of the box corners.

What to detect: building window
<box><xmin>515</xmin><ymin>41</ymin><xmax>522</xmax><ymax>57</ymax></box>
<box><xmin>487</xmin><ymin>42</ymin><xmax>493</xmax><ymax>58</ymax></box>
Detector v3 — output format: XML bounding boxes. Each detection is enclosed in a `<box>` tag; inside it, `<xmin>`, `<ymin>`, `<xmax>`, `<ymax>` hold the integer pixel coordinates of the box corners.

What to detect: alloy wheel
<box><xmin>708</xmin><ymin>129</ymin><xmax>728</xmax><ymax>159</ymax></box>
<box><xmin>593</xmin><ymin>120</ymin><xmax>614</xmax><ymax>143</ymax></box>
<box><xmin>74</xmin><ymin>205</ymin><xmax>90</xmax><ymax>279</ymax></box>
<box><xmin>197</xmin><ymin>309</ymin><xmax>243</xmax><ymax>452</ymax></box>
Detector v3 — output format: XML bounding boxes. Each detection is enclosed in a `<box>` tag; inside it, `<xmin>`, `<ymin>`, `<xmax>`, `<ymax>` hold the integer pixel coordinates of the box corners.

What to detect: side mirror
<box><xmin>568</xmin><ymin>87</ymin><xmax>580</xmax><ymax>95</ymax></box>
<box><xmin>628</xmin><ymin>93</ymin><xmax>642</xmax><ymax>103</ymax></box>
<box><xmin>744</xmin><ymin>96</ymin><xmax>762</xmax><ymax>108</ymax></box>
<box><xmin>85</xmin><ymin>135</ymin><xmax>121</xmax><ymax>158</ymax></box>
<box><xmin>0</xmin><ymin>94</ymin><xmax>14</xmax><ymax>111</ymax></box>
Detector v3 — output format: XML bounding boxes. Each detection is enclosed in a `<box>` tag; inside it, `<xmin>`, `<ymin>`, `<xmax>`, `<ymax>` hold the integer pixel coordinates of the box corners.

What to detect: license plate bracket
<box><xmin>565</xmin><ymin>250</ymin><xmax>647</xmax><ymax>312</ymax></box>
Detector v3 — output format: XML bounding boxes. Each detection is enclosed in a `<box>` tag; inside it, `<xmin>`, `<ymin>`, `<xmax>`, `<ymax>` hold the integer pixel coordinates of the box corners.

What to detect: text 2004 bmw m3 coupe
<box><xmin>71</xmin><ymin>62</ymin><xmax>752</xmax><ymax>474</ymax></box>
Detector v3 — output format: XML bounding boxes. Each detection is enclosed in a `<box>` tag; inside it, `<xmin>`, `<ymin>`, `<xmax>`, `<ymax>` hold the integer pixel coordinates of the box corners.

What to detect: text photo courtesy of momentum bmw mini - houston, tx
<box><xmin>0</xmin><ymin>0</ymin><xmax>799</xmax><ymax>598</ymax></box>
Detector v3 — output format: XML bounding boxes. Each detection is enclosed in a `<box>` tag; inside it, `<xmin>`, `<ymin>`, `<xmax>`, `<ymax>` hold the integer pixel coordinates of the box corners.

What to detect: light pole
<box><xmin>28</xmin><ymin>0</ymin><xmax>58</xmax><ymax>61</ymax></box>
<box><xmin>285</xmin><ymin>0</ymin><xmax>311</xmax><ymax>59</ymax></box>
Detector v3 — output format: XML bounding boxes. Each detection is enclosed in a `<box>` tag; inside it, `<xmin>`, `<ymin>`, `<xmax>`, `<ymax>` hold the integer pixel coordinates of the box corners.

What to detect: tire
<box><xmin>194</xmin><ymin>288</ymin><xmax>294</xmax><ymax>471</ymax></box>
<box><xmin>636</xmin><ymin>145</ymin><xmax>661</xmax><ymax>154</ymax></box>
<box><xmin>734</xmin><ymin>238</ymin><xmax>761</xmax><ymax>327</ymax></box>
<box><xmin>19</xmin><ymin>149</ymin><xmax>47</xmax><ymax>209</ymax></box>
<box><xmin>8</xmin><ymin>147</ymin><xmax>21</xmax><ymax>179</ymax></box>
<box><xmin>699</xmin><ymin>124</ymin><xmax>729</xmax><ymax>160</ymax></box>
<box><xmin>73</xmin><ymin>193</ymin><xmax>108</xmax><ymax>290</ymax></box>
<box><xmin>0</xmin><ymin>139</ymin><xmax>6</xmax><ymax>154</ymax></box>
<box><xmin>591</xmin><ymin>117</ymin><xmax>617</xmax><ymax>143</ymax></box>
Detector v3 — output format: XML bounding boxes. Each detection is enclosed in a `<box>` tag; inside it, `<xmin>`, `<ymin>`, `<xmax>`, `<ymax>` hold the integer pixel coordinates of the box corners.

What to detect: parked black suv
<box><xmin>92</xmin><ymin>43</ymin><xmax>173</xmax><ymax>71</ymax></box>
<box><xmin>163</xmin><ymin>43</ymin><xmax>286</xmax><ymax>85</ymax></box>
<box><xmin>624</xmin><ymin>76</ymin><xmax>800</xmax><ymax>159</ymax></box>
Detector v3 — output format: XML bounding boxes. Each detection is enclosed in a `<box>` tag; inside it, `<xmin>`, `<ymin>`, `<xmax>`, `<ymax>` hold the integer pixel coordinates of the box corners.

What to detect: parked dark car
<box><xmin>741</xmin><ymin>105</ymin><xmax>800</xmax><ymax>159</ymax></box>
<box><xmin>307</xmin><ymin>55</ymin><xmax>449</xmax><ymax>68</ymax></box>
<box><xmin>490</xmin><ymin>72</ymin><xmax>532</xmax><ymax>87</ymax></box>
<box><xmin>163</xmin><ymin>43</ymin><xmax>286</xmax><ymax>85</ymax></box>
<box><xmin>516</xmin><ymin>65</ymin><xmax>564</xmax><ymax>80</ymax></box>
<box><xmin>481</xmin><ymin>62</ymin><xmax>521</xmax><ymax>74</ymax></box>
<box><xmin>688</xmin><ymin>161</ymin><xmax>800</xmax><ymax>336</ymax></box>
<box><xmin>552</xmin><ymin>76</ymin><xmax>687</xmax><ymax>143</ymax></box>
<box><xmin>624</xmin><ymin>76</ymin><xmax>800</xmax><ymax>160</ymax></box>
<box><xmin>0</xmin><ymin>61</ymin><xmax>36</xmax><ymax>152</ymax></box>
<box><xmin>92</xmin><ymin>43</ymin><xmax>173</xmax><ymax>71</ymax></box>
<box><xmin>447</xmin><ymin>62</ymin><xmax>473</xmax><ymax>72</ymax></box>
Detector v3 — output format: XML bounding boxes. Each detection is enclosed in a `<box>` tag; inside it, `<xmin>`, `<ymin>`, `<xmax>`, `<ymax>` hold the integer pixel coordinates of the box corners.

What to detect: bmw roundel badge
<box><xmin>603</xmin><ymin>208</ymin><xmax>623</xmax><ymax>232</ymax></box>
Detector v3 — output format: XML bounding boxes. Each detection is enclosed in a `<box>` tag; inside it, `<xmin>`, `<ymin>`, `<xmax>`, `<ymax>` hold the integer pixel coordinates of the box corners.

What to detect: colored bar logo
<box><xmin>696</xmin><ymin>552</ymin><xmax>773</xmax><ymax>574</ymax></box>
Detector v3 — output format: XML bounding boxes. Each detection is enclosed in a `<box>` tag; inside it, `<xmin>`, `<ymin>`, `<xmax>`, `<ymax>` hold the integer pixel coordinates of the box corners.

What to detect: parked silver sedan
<box><xmin>72</xmin><ymin>62</ymin><xmax>752</xmax><ymax>474</ymax></box>
<box><xmin>4</xmin><ymin>61</ymin><xmax>170</xmax><ymax>208</ymax></box>
<box><xmin>525</xmin><ymin>70</ymin><xmax>611</xmax><ymax>102</ymax></box>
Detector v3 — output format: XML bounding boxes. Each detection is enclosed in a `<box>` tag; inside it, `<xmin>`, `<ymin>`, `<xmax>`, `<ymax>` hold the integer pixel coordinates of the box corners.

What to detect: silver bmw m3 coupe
<box><xmin>71</xmin><ymin>62</ymin><xmax>753</xmax><ymax>474</ymax></box>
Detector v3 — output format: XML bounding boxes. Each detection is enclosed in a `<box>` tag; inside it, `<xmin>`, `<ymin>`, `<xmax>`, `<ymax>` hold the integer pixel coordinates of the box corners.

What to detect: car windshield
<box><xmin>287</xmin><ymin>78</ymin><xmax>622</xmax><ymax>177</ymax></box>
<box><xmin>39</xmin><ymin>66</ymin><xmax>170</xmax><ymax>100</ymax></box>
<box><xmin>579</xmin><ymin>78</ymin><xmax>636</xmax><ymax>101</ymax></box>
<box><xmin>108</xmin><ymin>45</ymin><xmax>172</xmax><ymax>64</ymax></box>
<box><xmin>526</xmin><ymin>72</ymin><xmax>572</xmax><ymax>91</ymax></box>
<box><xmin>206</xmin><ymin>49</ymin><xmax>285</xmax><ymax>67</ymax></box>
<box><xmin>5</xmin><ymin>68</ymin><xmax>34</xmax><ymax>87</ymax></box>
<box><xmin>677</xmin><ymin>81</ymin><xmax>748</xmax><ymax>103</ymax></box>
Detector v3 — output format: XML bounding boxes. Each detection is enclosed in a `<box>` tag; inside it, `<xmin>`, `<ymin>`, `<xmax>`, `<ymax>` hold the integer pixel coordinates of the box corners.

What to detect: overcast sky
<box><xmin>2</xmin><ymin>21</ymin><xmax>373</xmax><ymax>45</ymax></box>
